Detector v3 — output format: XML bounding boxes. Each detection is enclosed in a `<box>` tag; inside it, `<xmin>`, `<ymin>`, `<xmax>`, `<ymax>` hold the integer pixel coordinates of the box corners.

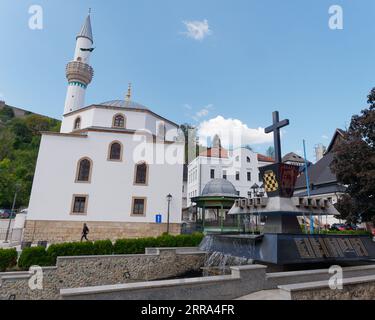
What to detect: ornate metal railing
<box><xmin>65</xmin><ymin>61</ymin><xmax>94</xmax><ymax>85</ymax></box>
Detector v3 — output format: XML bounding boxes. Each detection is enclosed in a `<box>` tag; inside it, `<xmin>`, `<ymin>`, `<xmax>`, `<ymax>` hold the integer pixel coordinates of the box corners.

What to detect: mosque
<box><xmin>24</xmin><ymin>13</ymin><xmax>184</xmax><ymax>243</ymax></box>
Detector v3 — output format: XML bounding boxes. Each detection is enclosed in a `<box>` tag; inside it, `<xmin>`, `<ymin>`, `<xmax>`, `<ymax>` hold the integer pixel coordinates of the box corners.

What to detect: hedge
<box><xmin>18</xmin><ymin>247</ymin><xmax>53</xmax><ymax>271</ymax></box>
<box><xmin>13</xmin><ymin>233</ymin><xmax>204</xmax><ymax>269</ymax></box>
<box><xmin>94</xmin><ymin>240</ymin><xmax>113</xmax><ymax>255</ymax></box>
<box><xmin>113</xmin><ymin>233</ymin><xmax>204</xmax><ymax>254</ymax></box>
<box><xmin>47</xmin><ymin>241</ymin><xmax>96</xmax><ymax>265</ymax></box>
<box><xmin>320</xmin><ymin>230</ymin><xmax>371</xmax><ymax>236</ymax></box>
<box><xmin>0</xmin><ymin>248</ymin><xmax>18</xmax><ymax>272</ymax></box>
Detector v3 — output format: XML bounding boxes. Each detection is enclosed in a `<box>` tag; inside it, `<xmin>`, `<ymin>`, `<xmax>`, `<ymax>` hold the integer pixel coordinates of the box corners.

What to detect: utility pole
<box><xmin>303</xmin><ymin>140</ymin><xmax>314</xmax><ymax>234</ymax></box>
<box><xmin>5</xmin><ymin>184</ymin><xmax>20</xmax><ymax>243</ymax></box>
<box><xmin>166</xmin><ymin>194</ymin><xmax>172</xmax><ymax>234</ymax></box>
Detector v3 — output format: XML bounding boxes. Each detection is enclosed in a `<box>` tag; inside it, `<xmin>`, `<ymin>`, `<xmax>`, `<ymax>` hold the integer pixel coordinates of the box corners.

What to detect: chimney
<box><xmin>315</xmin><ymin>144</ymin><xmax>326</xmax><ymax>162</ymax></box>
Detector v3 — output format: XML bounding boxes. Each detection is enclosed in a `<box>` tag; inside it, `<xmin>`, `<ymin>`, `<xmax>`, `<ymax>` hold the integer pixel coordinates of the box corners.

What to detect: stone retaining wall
<box><xmin>61</xmin><ymin>263</ymin><xmax>375</xmax><ymax>300</ymax></box>
<box><xmin>278</xmin><ymin>275</ymin><xmax>375</xmax><ymax>300</ymax></box>
<box><xmin>265</xmin><ymin>264</ymin><xmax>375</xmax><ymax>289</ymax></box>
<box><xmin>0</xmin><ymin>248</ymin><xmax>205</xmax><ymax>300</ymax></box>
<box><xmin>23</xmin><ymin>220</ymin><xmax>181</xmax><ymax>243</ymax></box>
<box><xmin>60</xmin><ymin>265</ymin><xmax>268</xmax><ymax>300</ymax></box>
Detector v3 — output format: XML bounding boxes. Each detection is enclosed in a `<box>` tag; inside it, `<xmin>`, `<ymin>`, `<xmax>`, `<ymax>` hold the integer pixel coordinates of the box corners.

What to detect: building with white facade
<box><xmin>24</xmin><ymin>14</ymin><xmax>184</xmax><ymax>243</ymax></box>
<box><xmin>186</xmin><ymin>146</ymin><xmax>274</xmax><ymax>208</ymax></box>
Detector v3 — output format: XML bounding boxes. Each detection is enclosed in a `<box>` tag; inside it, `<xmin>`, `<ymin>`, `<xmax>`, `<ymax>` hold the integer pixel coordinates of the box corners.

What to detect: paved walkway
<box><xmin>236</xmin><ymin>289</ymin><xmax>289</xmax><ymax>300</ymax></box>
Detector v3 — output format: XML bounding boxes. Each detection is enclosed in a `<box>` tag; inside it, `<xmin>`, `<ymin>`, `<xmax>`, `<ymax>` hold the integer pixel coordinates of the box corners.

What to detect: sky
<box><xmin>1</xmin><ymin>0</ymin><xmax>375</xmax><ymax>161</ymax></box>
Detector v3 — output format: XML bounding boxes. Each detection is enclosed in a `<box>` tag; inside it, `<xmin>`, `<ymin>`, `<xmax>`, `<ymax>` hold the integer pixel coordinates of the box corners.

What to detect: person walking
<box><xmin>81</xmin><ymin>223</ymin><xmax>89</xmax><ymax>242</ymax></box>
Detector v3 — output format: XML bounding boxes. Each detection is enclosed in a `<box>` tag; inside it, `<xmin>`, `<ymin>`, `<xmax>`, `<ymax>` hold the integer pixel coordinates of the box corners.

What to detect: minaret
<box><xmin>63</xmin><ymin>12</ymin><xmax>94</xmax><ymax>115</ymax></box>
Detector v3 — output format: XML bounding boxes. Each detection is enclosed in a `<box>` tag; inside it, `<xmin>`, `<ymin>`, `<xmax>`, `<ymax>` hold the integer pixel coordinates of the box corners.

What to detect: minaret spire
<box><xmin>77</xmin><ymin>10</ymin><xmax>93</xmax><ymax>43</ymax></box>
<box><xmin>63</xmin><ymin>13</ymin><xmax>95</xmax><ymax>116</ymax></box>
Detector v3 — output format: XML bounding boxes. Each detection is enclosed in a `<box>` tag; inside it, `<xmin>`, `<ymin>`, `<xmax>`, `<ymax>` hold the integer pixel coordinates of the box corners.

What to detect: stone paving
<box><xmin>236</xmin><ymin>289</ymin><xmax>288</xmax><ymax>300</ymax></box>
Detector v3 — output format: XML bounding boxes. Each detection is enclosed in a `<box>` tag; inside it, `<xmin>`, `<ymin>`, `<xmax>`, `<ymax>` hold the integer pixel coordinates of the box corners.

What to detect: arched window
<box><xmin>247</xmin><ymin>156</ymin><xmax>251</xmax><ymax>163</ymax></box>
<box><xmin>113</xmin><ymin>114</ymin><xmax>125</xmax><ymax>128</ymax></box>
<box><xmin>108</xmin><ymin>142</ymin><xmax>122</xmax><ymax>161</ymax></box>
<box><xmin>74</xmin><ymin>117</ymin><xmax>81</xmax><ymax>130</ymax></box>
<box><xmin>76</xmin><ymin>158</ymin><xmax>92</xmax><ymax>183</ymax></box>
<box><xmin>134</xmin><ymin>162</ymin><xmax>148</xmax><ymax>185</ymax></box>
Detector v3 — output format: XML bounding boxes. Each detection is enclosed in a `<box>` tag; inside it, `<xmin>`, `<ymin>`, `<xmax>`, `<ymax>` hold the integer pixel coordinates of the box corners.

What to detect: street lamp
<box><xmin>259</xmin><ymin>184</ymin><xmax>265</xmax><ymax>197</ymax></box>
<box><xmin>166</xmin><ymin>194</ymin><xmax>172</xmax><ymax>234</ymax></box>
<box><xmin>251</xmin><ymin>183</ymin><xmax>259</xmax><ymax>198</ymax></box>
<box><xmin>5</xmin><ymin>183</ymin><xmax>21</xmax><ymax>243</ymax></box>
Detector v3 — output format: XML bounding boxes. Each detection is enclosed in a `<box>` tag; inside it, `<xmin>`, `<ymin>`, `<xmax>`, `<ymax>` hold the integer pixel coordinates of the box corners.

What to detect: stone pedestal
<box><xmin>263</xmin><ymin>215</ymin><xmax>302</xmax><ymax>234</ymax></box>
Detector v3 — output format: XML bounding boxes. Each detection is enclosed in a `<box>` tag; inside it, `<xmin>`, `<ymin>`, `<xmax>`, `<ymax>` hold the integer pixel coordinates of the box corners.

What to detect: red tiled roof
<box><xmin>200</xmin><ymin>147</ymin><xmax>229</xmax><ymax>158</ymax></box>
<box><xmin>257</xmin><ymin>154</ymin><xmax>275</xmax><ymax>163</ymax></box>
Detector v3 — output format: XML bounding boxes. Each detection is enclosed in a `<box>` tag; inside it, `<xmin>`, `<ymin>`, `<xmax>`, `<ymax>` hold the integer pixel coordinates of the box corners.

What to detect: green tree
<box><xmin>331</xmin><ymin>88</ymin><xmax>375</xmax><ymax>222</ymax></box>
<box><xmin>0</xmin><ymin>128</ymin><xmax>15</xmax><ymax>160</ymax></box>
<box><xmin>0</xmin><ymin>112</ymin><xmax>60</xmax><ymax>208</ymax></box>
<box><xmin>0</xmin><ymin>106</ymin><xmax>15</xmax><ymax>123</ymax></box>
<box><xmin>0</xmin><ymin>159</ymin><xmax>18</xmax><ymax>208</ymax></box>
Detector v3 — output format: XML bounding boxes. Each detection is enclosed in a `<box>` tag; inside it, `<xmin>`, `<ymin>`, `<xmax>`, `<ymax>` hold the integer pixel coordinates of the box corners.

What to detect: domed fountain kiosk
<box><xmin>201</xmin><ymin>111</ymin><xmax>375</xmax><ymax>267</ymax></box>
<box><xmin>191</xmin><ymin>179</ymin><xmax>241</xmax><ymax>234</ymax></box>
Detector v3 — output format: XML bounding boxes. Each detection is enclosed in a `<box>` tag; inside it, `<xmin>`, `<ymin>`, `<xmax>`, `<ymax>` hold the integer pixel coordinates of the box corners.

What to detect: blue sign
<box><xmin>155</xmin><ymin>214</ymin><xmax>162</xmax><ymax>224</ymax></box>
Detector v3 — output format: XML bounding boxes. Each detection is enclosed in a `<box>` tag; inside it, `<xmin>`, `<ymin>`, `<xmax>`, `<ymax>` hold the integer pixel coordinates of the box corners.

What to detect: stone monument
<box><xmin>200</xmin><ymin>111</ymin><xmax>375</xmax><ymax>266</ymax></box>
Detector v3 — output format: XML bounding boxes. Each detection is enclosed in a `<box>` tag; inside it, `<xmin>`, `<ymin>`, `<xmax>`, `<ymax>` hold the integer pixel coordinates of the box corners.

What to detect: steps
<box><xmin>236</xmin><ymin>289</ymin><xmax>289</xmax><ymax>300</ymax></box>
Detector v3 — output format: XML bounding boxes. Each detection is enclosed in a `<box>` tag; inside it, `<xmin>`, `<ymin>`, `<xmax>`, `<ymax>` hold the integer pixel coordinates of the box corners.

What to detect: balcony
<box><xmin>65</xmin><ymin>61</ymin><xmax>94</xmax><ymax>85</ymax></box>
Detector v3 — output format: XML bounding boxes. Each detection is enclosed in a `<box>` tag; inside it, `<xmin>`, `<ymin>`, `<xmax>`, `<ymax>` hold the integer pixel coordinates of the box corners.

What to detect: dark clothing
<box><xmin>81</xmin><ymin>225</ymin><xmax>89</xmax><ymax>242</ymax></box>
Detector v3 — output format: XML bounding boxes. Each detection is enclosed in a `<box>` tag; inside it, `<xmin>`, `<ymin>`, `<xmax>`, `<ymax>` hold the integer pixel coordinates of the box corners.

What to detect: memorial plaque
<box><xmin>278</xmin><ymin>234</ymin><xmax>374</xmax><ymax>264</ymax></box>
<box><xmin>203</xmin><ymin>233</ymin><xmax>375</xmax><ymax>266</ymax></box>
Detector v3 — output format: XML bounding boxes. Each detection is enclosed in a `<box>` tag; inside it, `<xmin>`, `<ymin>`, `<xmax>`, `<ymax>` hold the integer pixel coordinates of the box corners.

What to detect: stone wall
<box><xmin>0</xmin><ymin>248</ymin><xmax>205</xmax><ymax>300</ymax></box>
<box><xmin>23</xmin><ymin>220</ymin><xmax>181</xmax><ymax>243</ymax></box>
<box><xmin>60</xmin><ymin>265</ymin><xmax>268</xmax><ymax>300</ymax></box>
<box><xmin>278</xmin><ymin>275</ymin><xmax>375</xmax><ymax>300</ymax></box>
<box><xmin>265</xmin><ymin>265</ymin><xmax>375</xmax><ymax>290</ymax></box>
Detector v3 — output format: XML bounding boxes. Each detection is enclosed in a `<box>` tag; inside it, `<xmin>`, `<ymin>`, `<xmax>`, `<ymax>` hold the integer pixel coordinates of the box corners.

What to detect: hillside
<box><xmin>0</xmin><ymin>102</ymin><xmax>61</xmax><ymax>209</ymax></box>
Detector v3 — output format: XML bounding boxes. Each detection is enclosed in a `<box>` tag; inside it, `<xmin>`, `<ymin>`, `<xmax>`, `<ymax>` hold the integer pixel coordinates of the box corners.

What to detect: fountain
<box><xmin>200</xmin><ymin>111</ymin><xmax>375</xmax><ymax>267</ymax></box>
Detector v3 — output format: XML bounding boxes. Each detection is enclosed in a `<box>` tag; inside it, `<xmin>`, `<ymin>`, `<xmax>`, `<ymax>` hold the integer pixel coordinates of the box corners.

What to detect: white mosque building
<box><xmin>24</xmin><ymin>14</ymin><xmax>184</xmax><ymax>243</ymax></box>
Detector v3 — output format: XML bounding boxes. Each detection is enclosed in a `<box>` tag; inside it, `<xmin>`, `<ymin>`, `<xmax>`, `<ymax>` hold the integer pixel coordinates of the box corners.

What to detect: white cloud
<box><xmin>182</xmin><ymin>19</ymin><xmax>211</xmax><ymax>41</ymax></box>
<box><xmin>183</xmin><ymin>104</ymin><xmax>192</xmax><ymax>110</ymax></box>
<box><xmin>322</xmin><ymin>135</ymin><xmax>329</xmax><ymax>140</ymax></box>
<box><xmin>198</xmin><ymin>116</ymin><xmax>273</xmax><ymax>148</ymax></box>
<box><xmin>195</xmin><ymin>104</ymin><xmax>213</xmax><ymax>119</ymax></box>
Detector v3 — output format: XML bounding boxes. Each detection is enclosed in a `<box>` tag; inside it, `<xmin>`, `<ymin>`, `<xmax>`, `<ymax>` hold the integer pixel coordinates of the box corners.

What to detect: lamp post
<box><xmin>166</xmin><ymin>194</ymin><xmax>172</xmax><ymax>234</ymax></box>
<box><xmin>259</xmin><ymin>184</ymin><xmax>265</xmax><ymax>198</ymax></box>
<box><xmin>5</xmin><ymin>183</ymin><xmax>21</xmax><ymax>243</ymax></box>
<box><xmin>251</xmin><ymin>184</ymin><xmax>259</xmax><ymax>198</ymax></box>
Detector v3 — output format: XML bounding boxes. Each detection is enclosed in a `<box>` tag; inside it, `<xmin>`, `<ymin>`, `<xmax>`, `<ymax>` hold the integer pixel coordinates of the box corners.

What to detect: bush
<box><xmin>47</xmin><ymin>241</ymin><xmax>95</xmax><ymax>264</ymax></box>
<box><xmin>321</xmin><ymin>230</ymin><xmax>371</xmax><ymax>236</ymax></box>
<box><xmin>0</xmin><ymin>248</ymin><xmax>18</xmax><ymax>272</ymax></box>
<box><xmin>113</xmin><ymin>239</ymin><xmax>144</xmax><ymax>254</ymax></box>
<box><xmin>18</xmin><ymin>247</ymin><xmax>53</xmax><ymax>270</ymax></box>
<box><xmin>113</xmin><ymin>233</ymin><xmax>204</xmax><ymax>254</ymax></box>
<box><xmin>94</xmin><ymin>240</ymin><xmax>113</xmax><ymax>255</ymax></box>
<box><xmin>14</xmin><ymin>233</ymin><xmax>205</xmax><ymax>268</ymax></box>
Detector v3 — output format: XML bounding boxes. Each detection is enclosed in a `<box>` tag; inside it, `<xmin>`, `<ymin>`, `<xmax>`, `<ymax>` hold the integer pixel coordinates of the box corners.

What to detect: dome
<box><xmin>99</xmin><ymin>100</ymin><xmax>149</xmax><ymax>111</ymax></box>
<box><xmin>201</xmin><ymin>179</ymin><xmax>238</xmax><ymax>197</ymax></box>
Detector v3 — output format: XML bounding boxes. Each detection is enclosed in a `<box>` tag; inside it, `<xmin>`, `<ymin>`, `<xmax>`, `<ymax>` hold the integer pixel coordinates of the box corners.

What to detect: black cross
<box><xmin>265</xmin><ymin>111</ymin><xmax>289</xmax><ymax>164</ymax></box>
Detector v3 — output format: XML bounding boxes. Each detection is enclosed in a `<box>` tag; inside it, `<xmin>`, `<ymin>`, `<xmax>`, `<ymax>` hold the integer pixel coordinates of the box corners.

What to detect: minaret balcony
<box><xmin>66</xmin><ymin>61</ymin><xmax>94</xmax><ymax>85</ymax></box>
